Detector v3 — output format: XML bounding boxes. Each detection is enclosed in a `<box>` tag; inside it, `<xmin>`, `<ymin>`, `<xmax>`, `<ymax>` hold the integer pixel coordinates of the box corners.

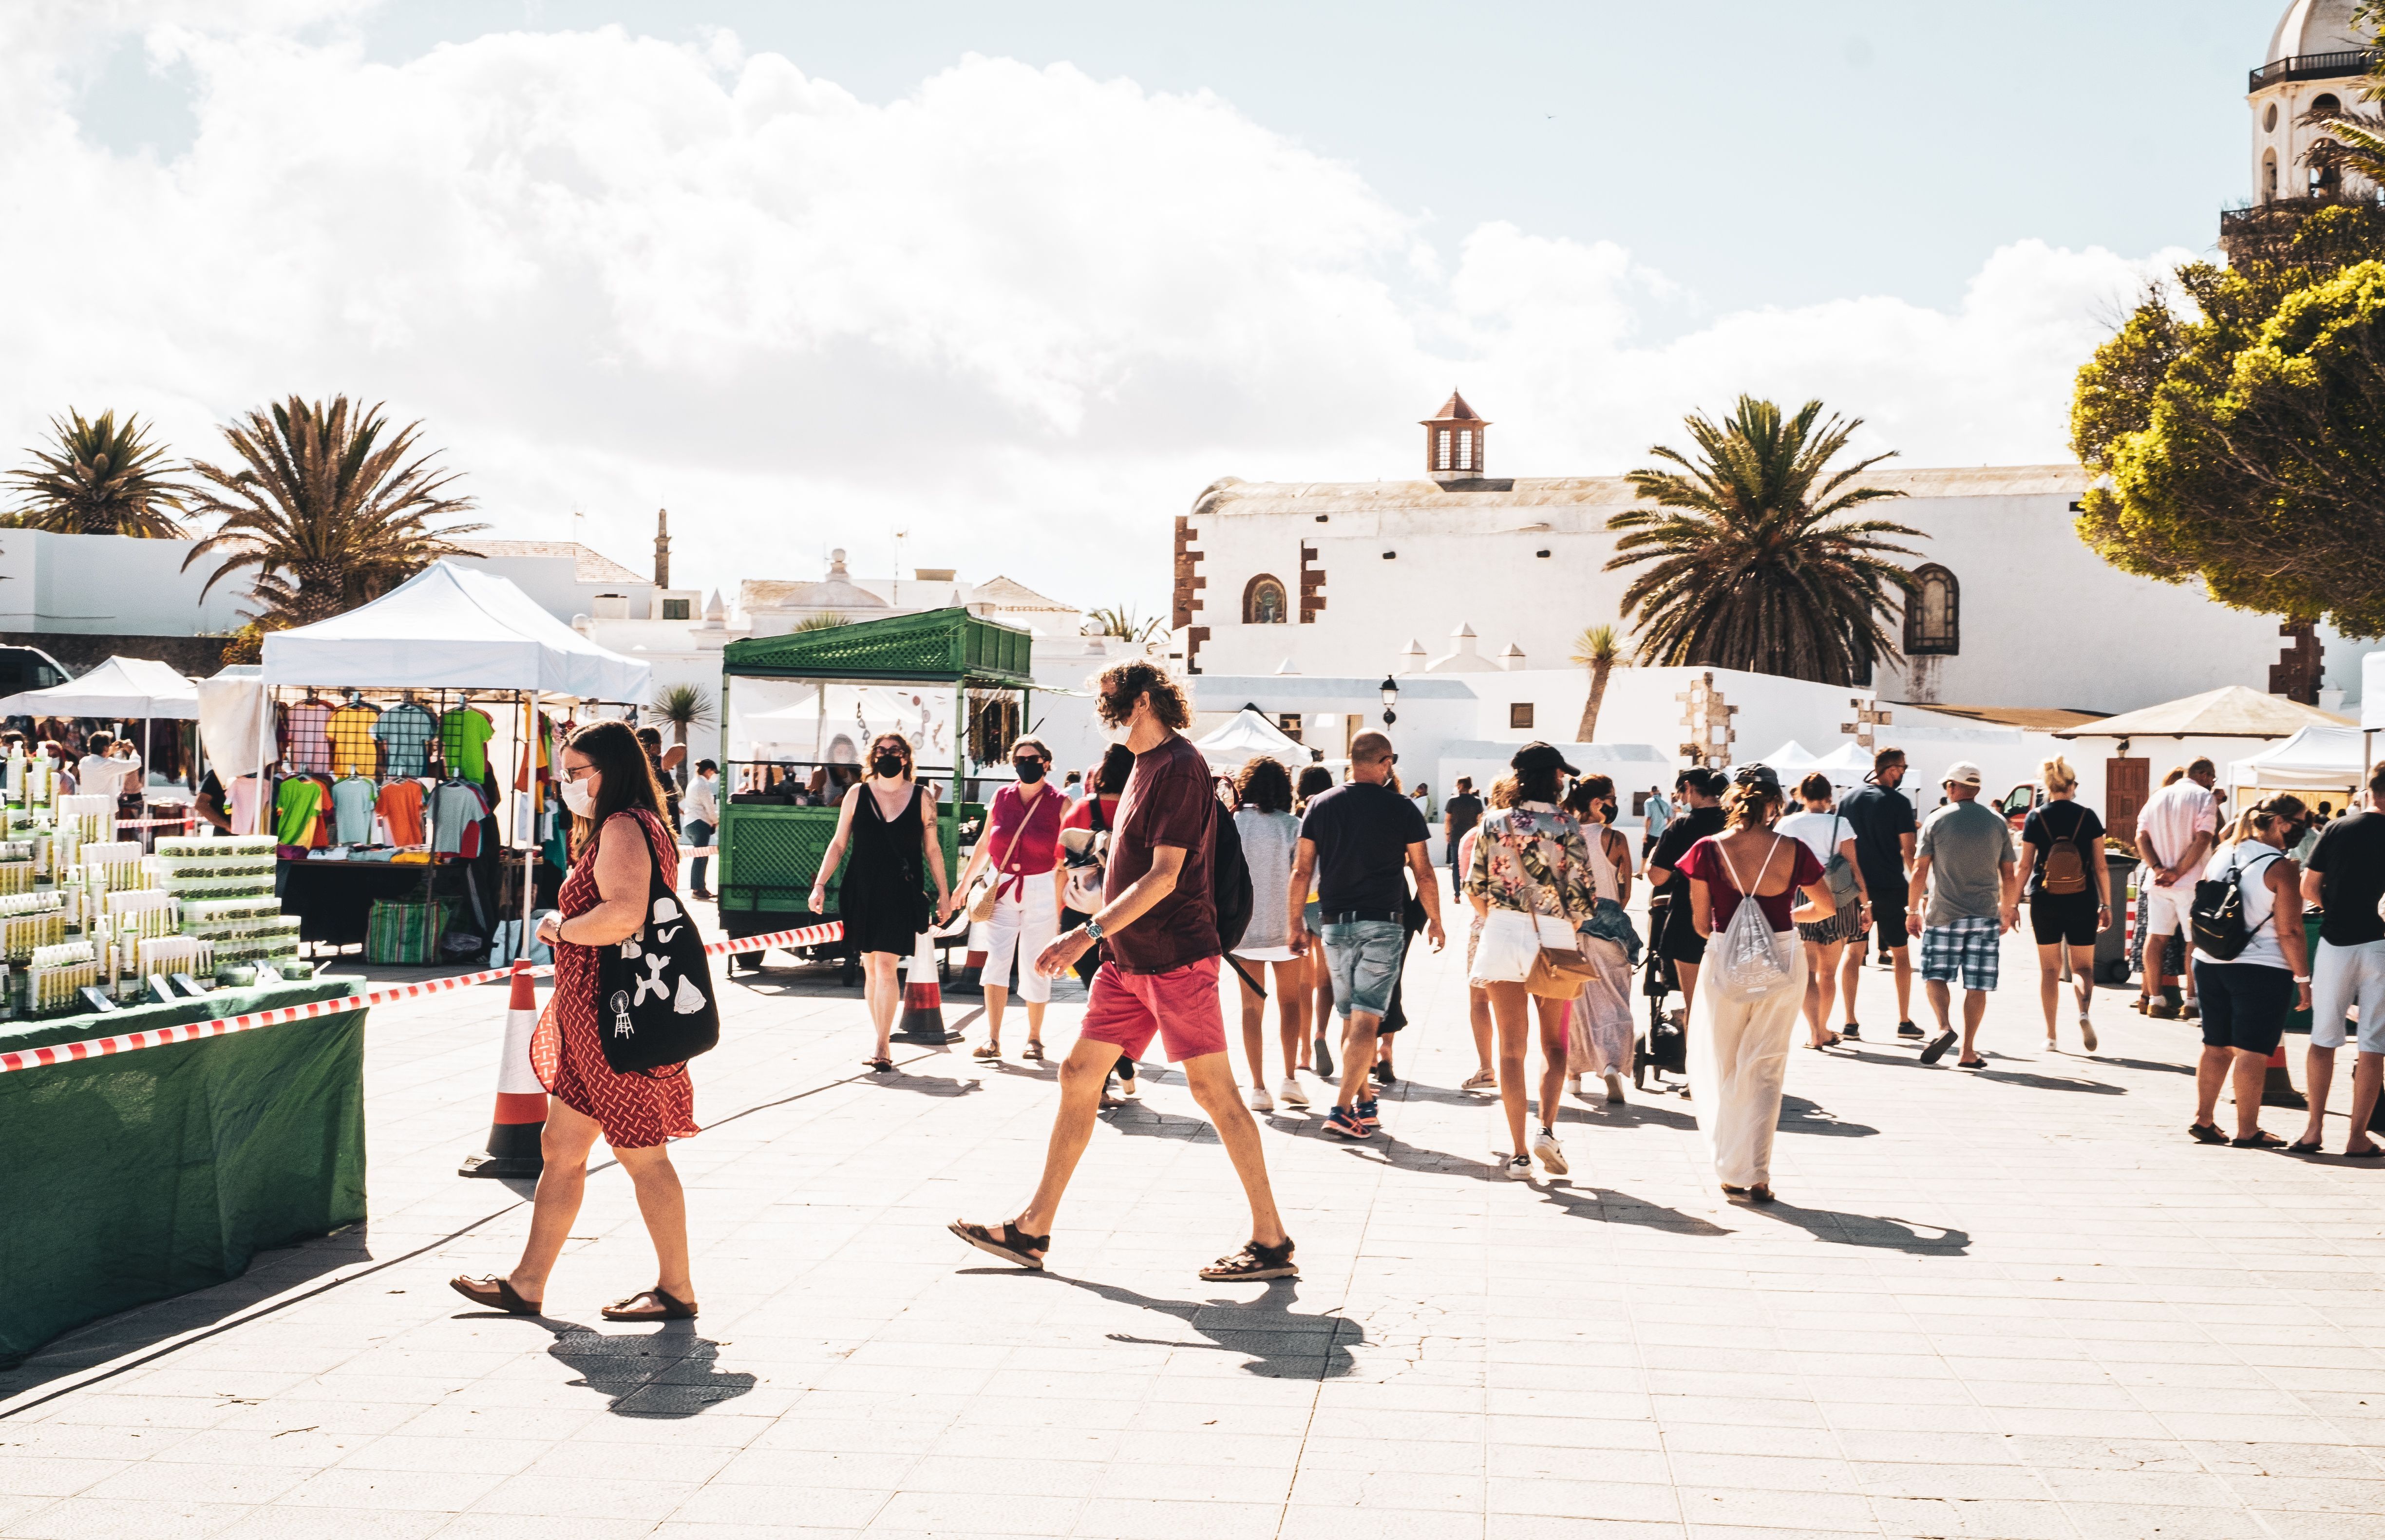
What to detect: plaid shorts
<box><xmin>1920</xmin><ymin>916</ymin><xmax>2001</xmax><ymax>991</ymax></box>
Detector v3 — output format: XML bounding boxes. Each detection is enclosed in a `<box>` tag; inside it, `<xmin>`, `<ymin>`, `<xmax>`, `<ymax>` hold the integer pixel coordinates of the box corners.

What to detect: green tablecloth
<box><xmin>0</xmin><ymin>977</ymin><xmax>369</xmax><ymax>1368</ymax></box>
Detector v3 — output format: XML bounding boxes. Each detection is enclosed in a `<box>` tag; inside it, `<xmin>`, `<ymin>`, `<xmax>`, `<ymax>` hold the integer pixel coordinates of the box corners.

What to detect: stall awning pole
<box><xmin>523</xmin><ymin>690</ymin><xmax>540</xmax><ymax>950</ymax></box>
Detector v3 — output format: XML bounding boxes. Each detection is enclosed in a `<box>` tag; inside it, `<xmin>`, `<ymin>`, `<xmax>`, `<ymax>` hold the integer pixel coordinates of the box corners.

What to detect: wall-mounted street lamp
<box><xmin>1379</xmin><ymin>676</ymin><xmax>1399</xmax><ymax>727</ymax></box>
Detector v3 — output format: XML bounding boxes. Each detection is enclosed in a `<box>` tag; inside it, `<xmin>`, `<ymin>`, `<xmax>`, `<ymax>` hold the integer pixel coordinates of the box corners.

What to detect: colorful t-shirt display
<box><xmin>432</xmin><ymin>780</ymin><xmax>489</xmax><ymax>856</ymax></box>
<box><xmin>275</xmin><ymin>776</ymin><xmax>325</xmax><ymax>846</ymax></box>
<box><xmin>283</xmin><ymin>699</ymin><xmax>335</xmax><ymax>773</ymax></box>
<box><xmin>439</xmin><ymin>707</ymin><xmax>495</xmax><ymax>783</ymax></box>
<box><xmin>326</xmin><ymin>703</ymin><xmax>381</xmax><ymax>777</ymax></box>
<box><xmin>373</xmin><ymin>702</ymin><xmax>438</xmax><ymax>778</ymax></box>
<box><xmin>376</xmin><ymin>779</ymin><xmax>427</xmax><ymax>846</ymax></box>
<box><xmin>330</xmin><ymin>776</ymin><xmax>378</xmax><ymax>845</ymax></box>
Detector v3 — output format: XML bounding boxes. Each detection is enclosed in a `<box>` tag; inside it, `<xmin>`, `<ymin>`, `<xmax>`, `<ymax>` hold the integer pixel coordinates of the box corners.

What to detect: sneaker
<box><xmin>1502</xmin><ymin>1154</ymin><xmax>1534</xmax><ymax>1181</ymax></box>
<box><xmin>1919</xmin><ymin>1029</ymin><xmax>1958</xmax><ymax>1065</ymax></box>
<box><xmin>1897</xmin><ymin>1021</ymin><xmax>1926</xmax><ymax>1040</ymax></box>
<box><xmin>2147</xmin><ymin>1000</ymin><xmax>2180</xmax><ymax>1020</ymax></box>
<box><xmin>1603</xmin><ymin>1070</ymin><xmax>1627</xmax><ymax>1105</ymax></box>
<box><xmin>1356</xmin><ymin>1098</ymin><xmax>1381</xmax><ymax>1131</ymax></box>
<box><xmin>1841</xmin><ymin>1022</ymin><xmax>1861</xmax><ymax>1040</ymax></box>
<box><xmin>1249</xmin><ymin>1085</ymin><xmax>1275</xmax><ymax>1113</ymax></box>
<box><xmin>2181</xmin><ymin>1001</ymin><xmax>2201</xmax><ymax>1020</ymax></box>
<box><xmin>2080</xmin><ymin>1017</ymin><xmax>2099</xmax><ymax>1053</ymax></box>
<box><xmin>1373</xmin><ymin>1060</ymin><xmax>1398</xmax><ymax>1085</ymax></box>
<box><xmin>1533</xmin><ymin>1127</ymin><xmax>1568</xmax><ymax>1175</ymax></box>
<box><xmin>1571</xmin><ymin>1073</ymin><xmax>1586</xmax><ymax>1097</ymax></box>
<box><xmin>1115</xmin><ymin>1063</ymin><xmax>1139</xmax><ymax>1096</ymax></box>
<box><xmin>1278</xmin><ymin>1077</ymin><xmax>1310</xmax><ymax>1108</ymax></box>
<box><xmin>1323</xmin><ymin>1106</ymin><xmax>1370</xmax><ymax>1140</ymax></box>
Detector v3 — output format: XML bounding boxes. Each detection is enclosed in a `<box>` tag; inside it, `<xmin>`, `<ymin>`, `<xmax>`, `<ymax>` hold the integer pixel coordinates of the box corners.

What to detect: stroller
<box><xmin>1637</xmin><ymin>894</ymin><xmax>1688</xmax><ymax>1091</ymax></box>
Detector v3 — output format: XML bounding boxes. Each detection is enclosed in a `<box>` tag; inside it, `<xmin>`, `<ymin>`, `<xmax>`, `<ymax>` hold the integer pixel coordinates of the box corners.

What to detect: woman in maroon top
<box><xmin>1679</xmin><ymin>765</ymin><xmax>1835</xmax><ymax>1205</ymax></box>
<box><xmin>952</xmin><ymin>735</ymin><xmax>1067</xmax><ymax>1060</ymax></box>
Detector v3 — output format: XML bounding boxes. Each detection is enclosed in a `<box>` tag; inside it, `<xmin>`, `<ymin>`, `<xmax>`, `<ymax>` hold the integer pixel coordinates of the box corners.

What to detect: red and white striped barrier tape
<box><xmin>0</xmin><ymin>920</ymin><xmax>845</xmax><ymax>1074</ymax></box>
<box><xmin>114</xmin><ymin>816</ymin><xmax>199</xmax><ymax>831</ymax></box>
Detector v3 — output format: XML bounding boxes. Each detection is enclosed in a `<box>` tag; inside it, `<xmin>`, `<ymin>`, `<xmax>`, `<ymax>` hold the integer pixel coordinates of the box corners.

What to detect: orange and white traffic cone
<box><xmin>953</xmin><ymin>916</ymin><xmax>990</xmax><ymax>996</ymax></box>
<box><xmin>895</xmin><ymin>929</ymin><xmax>959</xmax><ymax>1044</ymax></box>
<box><xmin>2262</xmin><ymin>1041</ymin><xmax>2307</xmax><ymax>1110</ymax></box>
<box><xmin>460</xmin><ymin>961</ymin><xmax>547</xmax><ymax>1177</ymax></box>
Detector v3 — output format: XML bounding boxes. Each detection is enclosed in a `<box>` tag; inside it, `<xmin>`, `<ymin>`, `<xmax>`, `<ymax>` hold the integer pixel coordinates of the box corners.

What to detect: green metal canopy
<box><xmin>721</xmin><ymin>607</ymin><xmax>1033</xmax><ymax>684</ymax></box>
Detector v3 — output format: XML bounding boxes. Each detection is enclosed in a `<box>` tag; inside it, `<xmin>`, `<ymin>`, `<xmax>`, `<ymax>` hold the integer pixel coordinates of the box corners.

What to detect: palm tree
<box><xmin>794</xmin><ymin>611</ymin><xmax>849</xmax><ymax>632</ymax></box>
<box><xmin>4</xmin><ymin>409</ymin><xmax>193</xmax><ymax>536</ymax></box>
<box><xmin>1570</xmin><ymin>623</ymin><xmax>1624</xmax><ymax>742</ymax></box>
<box><xmin>1604</xmin><ymin>396</ymin><xmax>1924</xmax><ymax>686</ymax></box>
<box><xmin>649</xmin><ymin>682</ymin><xmax>716</xmax><ymax>770</ymax></box>
<box><xmin>181</xmin><ymin>395</ymin><xmax>484</xmax><ymax>626</ymax></box>
<box><xmin>1087</xmin><ymin>604</ymin><xmax>1164</xmax><ymax>641</ymax></box>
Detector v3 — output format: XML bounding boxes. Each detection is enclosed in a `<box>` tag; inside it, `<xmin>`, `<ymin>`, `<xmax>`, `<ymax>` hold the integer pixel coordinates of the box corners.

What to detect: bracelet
<box><xmin>2294</xmin><ymin>975</ymin><xmax>2311</xmax><ymax>984</ymax></box>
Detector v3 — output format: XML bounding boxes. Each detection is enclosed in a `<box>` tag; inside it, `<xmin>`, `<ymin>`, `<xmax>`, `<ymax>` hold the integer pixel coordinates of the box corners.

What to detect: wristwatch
<box><xmin>1081</xmin><ymin>917</ymin><xmax>1105</xmax><ymax>945</ymax></box>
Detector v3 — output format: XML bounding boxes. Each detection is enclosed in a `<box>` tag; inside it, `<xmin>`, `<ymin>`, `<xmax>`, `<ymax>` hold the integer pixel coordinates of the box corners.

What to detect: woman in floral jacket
<box><xmin>1466</xmin><ymin>742</ymin><xmax>1603</xmax><ymax>1182</ymax></box>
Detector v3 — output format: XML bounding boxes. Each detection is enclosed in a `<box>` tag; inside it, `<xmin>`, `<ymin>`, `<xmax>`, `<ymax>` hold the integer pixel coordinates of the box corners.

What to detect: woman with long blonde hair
<box><xmin>2021</xmin><ymin>756</ymin><xmax>2111</xmax><ymax>1052</ymax></box>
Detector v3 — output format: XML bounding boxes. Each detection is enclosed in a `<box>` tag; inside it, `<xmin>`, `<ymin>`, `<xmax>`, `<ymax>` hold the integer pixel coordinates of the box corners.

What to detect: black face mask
<box><xmin>872</xmin><ymin>753</ymin><xmax>905</xmax><ymax>778</ymax></box>
<box><xmin>1013</xmin><ymin>760</ymin><xmax>1046</xmax><ymax>784</ymax></box>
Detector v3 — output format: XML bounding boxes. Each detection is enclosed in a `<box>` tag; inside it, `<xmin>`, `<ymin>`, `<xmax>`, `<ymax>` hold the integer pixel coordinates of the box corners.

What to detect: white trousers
<box><xmin>981</xmin><ymin>880</ymin><xmax>1060</xmax><ymax>1003</ymax></box>
<box><xmin>1687</xmin><ymin>941</ymin><xmax>1807</xmax><ymax>1189</ymax></box>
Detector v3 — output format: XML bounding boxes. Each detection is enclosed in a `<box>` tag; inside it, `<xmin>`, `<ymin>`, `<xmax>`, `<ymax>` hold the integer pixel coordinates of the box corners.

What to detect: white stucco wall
<box><xmin>1186</xmin><ymin>473</ymin><xmax>2292</xmax><ymax>715</ymax></box>
<box><xmin>0</xmin><ymin>531</ymin><xmax>254</xmax><ymax>635</ymax></box>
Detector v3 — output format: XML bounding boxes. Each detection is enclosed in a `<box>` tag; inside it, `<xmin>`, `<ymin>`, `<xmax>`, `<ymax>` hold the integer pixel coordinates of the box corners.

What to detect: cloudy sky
<box><xmin>10</xmin><ymin>1</ymin><xmax>2265</xmax><ymax>613</ymax></box>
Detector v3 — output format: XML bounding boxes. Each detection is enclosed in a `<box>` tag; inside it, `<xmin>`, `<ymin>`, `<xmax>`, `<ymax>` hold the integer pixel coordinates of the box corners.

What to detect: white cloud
<box><xmin>0</xmin><ymin>13</ymin><xmax>2177</xmax><ymax>613</ymax></box>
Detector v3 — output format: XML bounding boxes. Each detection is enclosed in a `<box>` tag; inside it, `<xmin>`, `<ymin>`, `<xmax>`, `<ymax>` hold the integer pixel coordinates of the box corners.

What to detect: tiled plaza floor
<box><xmin>7</xmin><ymin>915</ymin><xmax>2385</xmax><ymax>1540</ymax></box>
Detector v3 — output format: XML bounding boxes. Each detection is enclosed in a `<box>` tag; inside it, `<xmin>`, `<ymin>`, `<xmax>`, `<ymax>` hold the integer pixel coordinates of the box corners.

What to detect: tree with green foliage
<box><xmin>1570</xmin><ymin>623</ymin><xmax>1624</xmax><ymax>743</ymax></box>
<box><xmin>1604</xmin><ymin>396</ymin><xmax>1921</xmax><ymax>687</ymax></box>
<box><xmin>3</xmin><ymin>409</ymin><xmax>193</xmax><ymax>536</ymax></box>
<box><xmin>181</xmin><ymin>395</ymin><xmax>483</xmax><ymax>626</ymax></box>
<box><xmin>2072</xmin><ymin>204</ymin><xmax>2385</xmax><ymax>637</ymax></box>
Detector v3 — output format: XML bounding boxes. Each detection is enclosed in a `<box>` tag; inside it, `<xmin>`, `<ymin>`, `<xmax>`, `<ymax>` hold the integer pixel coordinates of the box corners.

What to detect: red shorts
<box><xmin>1078</xmin><ymin>957</ymin><xmax>1228</xmax><ymax>1063</ymax></box>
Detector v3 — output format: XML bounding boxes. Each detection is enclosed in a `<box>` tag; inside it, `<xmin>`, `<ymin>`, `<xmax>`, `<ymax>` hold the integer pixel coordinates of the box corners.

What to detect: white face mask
<box><xmin>561</xmin><ymin>775</ymin><xmax>596</xmax><ymax>817</ymax></box>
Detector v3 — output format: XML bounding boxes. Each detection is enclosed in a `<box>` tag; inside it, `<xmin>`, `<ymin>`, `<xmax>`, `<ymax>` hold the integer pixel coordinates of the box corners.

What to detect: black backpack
<box><xmin>1210</xmin><ymin>795</ymin><xmax>1253</xmax><ymax>957</ymax></box>
<box><xmin>2190</xmin><ymin>847</ymin><xmax>2282</xmax><ymax>961</ymax></box>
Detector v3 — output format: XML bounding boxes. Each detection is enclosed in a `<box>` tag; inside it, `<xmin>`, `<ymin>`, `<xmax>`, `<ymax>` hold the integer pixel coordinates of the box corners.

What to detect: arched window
<box><xmin>2313</xmin><ymin>94</ymin><xmax>2342</xmax><ymax>115</ymax></box>
<box><xmin>2264</xmin><ymin>150</ymin><xmax>2280</xmax><ymax>202</ymax></box>
<box><xmin>1242</xmin><ymin>574</ymin><xmax>1288</xmax><ymax>624</ymax></box>
<box><xmin>1904</xmin><ymin>564</ymin><xmax>1958</xmax><ymax>656</ymax></box>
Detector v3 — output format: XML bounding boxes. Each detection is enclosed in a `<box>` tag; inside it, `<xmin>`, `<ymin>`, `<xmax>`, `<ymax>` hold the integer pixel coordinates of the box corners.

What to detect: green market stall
<box><xmin>716</xmin><ymin>608</ymin><xmax>1034</xmax><ymax>980</ymax></box>
<box><xmin>0</xmin><ymin>976</ymin><xmax>369</xmax><ymax>1369</ymax></box>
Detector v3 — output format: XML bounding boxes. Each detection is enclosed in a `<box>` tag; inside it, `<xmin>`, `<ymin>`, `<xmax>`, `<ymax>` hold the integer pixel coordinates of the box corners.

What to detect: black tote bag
<box><xmin>594</xmin><ymin>851</ymin><xmax>721</xmax><ymax>1074</ymax></box>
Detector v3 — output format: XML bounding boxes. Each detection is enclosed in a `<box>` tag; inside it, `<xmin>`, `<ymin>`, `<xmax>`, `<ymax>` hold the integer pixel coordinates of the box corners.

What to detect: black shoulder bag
<box><xmin>593</xmin><ymin>820</ymin><xmax>721</xmax><ymax>1074</ymax></box>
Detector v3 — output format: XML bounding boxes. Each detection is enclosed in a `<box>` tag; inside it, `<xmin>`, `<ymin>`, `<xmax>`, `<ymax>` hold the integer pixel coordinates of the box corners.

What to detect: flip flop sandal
<box><xmin>1747</xmin><ymin>1185</ymin><xmax>1776</xmax><ymax>1204</ymax></box>
<box><xmin>864</xmin><ymin>1057</ymin><xmax>894</xmax><ymax>1073</ymax></box>
<box><xmin>1957</xmin><ymin>1058</ymin><xmax>1988</xmax><ymax>1070</ymax></box>
<box><xmin>448</xmin><ymin>1275</ymin><xmax>542</xmax><ymax>1315</ymax></box>
<box><xmin>2287</xmin><ymin>1139</ymin><xmax>2325</xmax><ymax>1153</ymax></box>
<box><xmin>1022</xmin><ymin>1042</ymin><xmax>1046</xmax><ymax>1061</ymax></box>
<box><xmin>601</xmin><ymin>1287</ymin><xmax>697</xmax><ymax>1321</ymax></box>
<box><xmin>2229</xmin><ymin>1131</ymin><xmax>2290</xmax><ymax>1150</ymax></box>
<box><xmin>2344</xmin><ymin>1146</ymin><xmax>2385</xmax><ymax>1159</ymax></box>
<box><xmin>948</xmin><ymin>1219</ymin><xmax>1050</xmax><ymax>1270</ymax></box>
<box><xmin>971</xmin><ymin>1043</ymin><xmax>1000</xmax><ymax>1060</ymax></box>
<box><xmin>1198</xmin><ymin>1237</ymin><xmax>1297</xmax><ymax>1281</ymax></box>
<box><xmin>2188</xmin><ymin>1122</ymin><xmax>2229</xmax><ymax>1145</ymax></box>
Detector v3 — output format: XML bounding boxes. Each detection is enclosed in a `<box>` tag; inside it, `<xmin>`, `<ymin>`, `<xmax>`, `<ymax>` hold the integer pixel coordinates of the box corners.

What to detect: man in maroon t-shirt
<box><xmin>950</xmin><ymin>661</ymin><xmax>1294</xmax><ymax>1282</ymax></box>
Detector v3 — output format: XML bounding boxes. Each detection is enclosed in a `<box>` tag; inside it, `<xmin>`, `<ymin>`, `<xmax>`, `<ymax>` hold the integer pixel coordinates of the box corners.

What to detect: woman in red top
<box><xmin>952</xmin><ymin>736</ymin><xmax>1067</xmax><ymax>1060</ymax></box>
<box><xmin>1679</xmin><ymin>765</ymin><xmax>1835</xmax><ymax>1206</ymax></box>
<box><xmin>450</xmin><ymin>721</ymin><xmax>701</xmax><ymax>1322</ymax></box>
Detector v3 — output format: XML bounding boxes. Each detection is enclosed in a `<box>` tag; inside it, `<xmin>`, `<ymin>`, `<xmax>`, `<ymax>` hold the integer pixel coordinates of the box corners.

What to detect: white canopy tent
<box><xmin>1750</xmin><ymin>739</ymin><xmax>1830</xmax><ymax>774</ymax></box>
<box><xmin>1195</xmin><ymin>707</ymin><xmax>1308</xmax><ymax>770</ymax></box>
<box><xmin>0</xmin><ymin>655</ymin><xmax>199</xmax><ymax>719</ymax></box>
<box><xmin>261</xmin><ymin>561</ymin><xmax>650</xmax><ymax>699</ymax></box>
<box><xmin>2230</xmin><ymin>726</ymin><xmax>2368</xmax><ymax>793</ymax></box>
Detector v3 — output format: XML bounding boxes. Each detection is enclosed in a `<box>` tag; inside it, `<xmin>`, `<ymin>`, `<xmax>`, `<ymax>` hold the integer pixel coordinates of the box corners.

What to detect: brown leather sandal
<box><xmin>601</xmin><ymin>1287</ymin><xmax>698</xmax><ymax>1321</ymax></box>
<box><xmin>449</xmin><ymin>1275</ymin><xmax>542</xmax><ymax>1315</ymax></box>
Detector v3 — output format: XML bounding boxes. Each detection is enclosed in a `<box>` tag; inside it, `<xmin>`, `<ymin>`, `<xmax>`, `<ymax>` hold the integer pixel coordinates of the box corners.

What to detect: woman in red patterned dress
<box><xmin>451</xmin><ymin>720</ymin><xmax>701</xmax><ymax>1321</ymax></box>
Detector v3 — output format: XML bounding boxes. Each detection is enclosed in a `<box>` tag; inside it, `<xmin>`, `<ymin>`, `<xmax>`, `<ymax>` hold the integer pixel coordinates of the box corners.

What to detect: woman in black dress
<box><xmin>811</xmin><ymin>732</ymin><xmax>949</xmax><ymax>1070</ymax></box>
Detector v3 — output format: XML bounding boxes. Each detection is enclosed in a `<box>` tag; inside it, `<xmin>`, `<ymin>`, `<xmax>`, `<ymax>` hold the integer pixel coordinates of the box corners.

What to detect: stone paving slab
<box><xmin>6</xmin><ymin>917</ymin><xmax>2385</xmax><ymax>1538</ymax></box>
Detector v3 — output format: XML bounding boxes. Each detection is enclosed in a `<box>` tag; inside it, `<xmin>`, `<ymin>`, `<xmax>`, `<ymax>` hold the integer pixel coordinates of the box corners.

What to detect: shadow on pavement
<box><xmin>1743</xmin><ymin>1200</ymin><xmax>1971</xmax><ymax>1255</ymax></box>
<box><xmin>1972</xmin><ymin>1068</ymin><xmax>2124</xmax><ymax>1095</ymax></box>
<box><xmin>2099</xmin><ymin>1056</ymin><xmax>2196</xmax><ymax>1078</ymax></box>
<box><xmin>1335</xmin><ymin>1141</ymin><xmax>1724</xmax><ymax>1234</ymax></box>
<box><xmin>872</xmin><ymin>1070</ymin><xmax>984</xmax><ymax>1099</ymax></box>
<box><xmin>1103</xmin><ymin>1102</ymin><xmax>1218</xmax><ymax>1141</ymax></box>
<box><xmin>546</xmin><ymin>1319</ymin><xmax>758</xmax><ymax>1417</ymax></box>
<box><xmin>1777</xmin><ymin>1095</ymin><xmax>1880</xmax><ymax>1138</ymax></box>
<box><xmin>1048</xmin><ymin>1274</ymin><xmax>1363</xmax><ymax>1380</ymax></box>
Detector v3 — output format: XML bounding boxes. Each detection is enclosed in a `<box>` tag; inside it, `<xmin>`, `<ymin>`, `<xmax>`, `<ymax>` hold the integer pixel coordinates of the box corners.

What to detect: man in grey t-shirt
<box><xmin>1905</xmin><ymin>760</ymin><xmax>2019</xmax><ymax>1068</ymax></box>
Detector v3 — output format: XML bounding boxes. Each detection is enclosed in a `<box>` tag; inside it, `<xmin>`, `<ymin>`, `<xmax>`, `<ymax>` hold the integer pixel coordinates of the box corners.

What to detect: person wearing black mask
<box><xmin>810</xmin><ymin>732</ymin><xmax>950</xmax><ymax>1071</ymax></box>
<box><xmin>950</xmin><ymin>736</ymin><xmax>1067</xmax><ymax>1062</ymax></box>
<box><xmin>1645</xmin><ymin>767</ymin><xmax>1728</xmax><ymax>1009</ymax></box>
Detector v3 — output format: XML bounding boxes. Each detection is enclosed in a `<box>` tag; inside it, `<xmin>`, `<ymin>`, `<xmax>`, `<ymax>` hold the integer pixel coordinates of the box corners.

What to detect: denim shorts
<box><xmin>1322</xmin><ymin>919</ymin><xmax>1406</xmax><ymax>1020</ymax></box>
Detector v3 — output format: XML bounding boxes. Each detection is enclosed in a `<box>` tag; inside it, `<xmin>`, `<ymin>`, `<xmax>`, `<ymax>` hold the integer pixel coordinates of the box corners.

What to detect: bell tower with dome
<box><xmin>2226</xmin><ymin>1</ymin><xmax>2380</xmax><ymax>260</ymax></box>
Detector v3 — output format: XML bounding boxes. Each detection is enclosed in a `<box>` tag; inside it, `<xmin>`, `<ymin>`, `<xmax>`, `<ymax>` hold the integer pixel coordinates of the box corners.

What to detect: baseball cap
<box><xmin>1943</xmin><ymin>760</ymin><xmax>1984</xmax><ymax>787</ymax></box>
<box><xmin>1511</xmin><ymin>741</ymin><xmax>1580</xmax><ymax>776</ymax></box>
